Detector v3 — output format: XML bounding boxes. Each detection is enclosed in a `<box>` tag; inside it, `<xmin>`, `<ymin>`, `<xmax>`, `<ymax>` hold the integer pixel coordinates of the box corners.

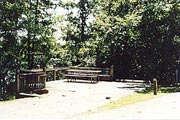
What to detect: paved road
<box><xmin>2</xmin><ymin>80</ymin><xmax>179</xmax><ymax>120</ymax></box>
<box><xmin>0</xmin><ymin>80</ymin><xmax>143</xmax><ymax>120</ymax></box>
<box><xmin>74</xmin><ymin>92</ymin><xmax>180</xmax><ymax>120</ymax></box>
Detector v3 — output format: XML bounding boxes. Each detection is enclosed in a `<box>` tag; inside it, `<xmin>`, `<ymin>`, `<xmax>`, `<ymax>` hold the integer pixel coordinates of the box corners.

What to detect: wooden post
<box><xmin>43</xmin><ymin>67</ymin><xmax>46</xmax><ymax>74</ymax></box>
<box><xmin>16</xmin><ymin>69</ymin><xmax>20</xmax><ymax>98</ymax></box>
<box><xmin>53</xmin><ymin>70</ymin><xmax>56</xmax><ymax>81</ymax></box>
<box><xmin>43</xmin><ymin>67</ymin><xmax>46</xmax><ymax>88</ymax></box>
<box><xmin>176</xmin><ymin>69</ymin><xmax>179</xmax><ymax>86</ymax></box>
<box><xmin>153</xmin><ymin>78</ymin><xmax>157</xmax><ymax>95</ymax></box>
<box><xmin>0</xmin><ymin>74</ymin><xmax>2</xmax><ymax>99</ymax></box>
<box><xmin>110</xmin><ymin>65</ymin><xmax>114</xmax><ymax>80</ymax></box>
<box><xmin>37</xmin><ymin>65</ymin><xmax>40</xmax><ymax>69</ymax></box>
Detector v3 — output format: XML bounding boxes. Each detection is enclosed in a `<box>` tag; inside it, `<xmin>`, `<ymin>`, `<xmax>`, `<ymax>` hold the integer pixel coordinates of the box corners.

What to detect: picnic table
<box><xmin>65</xmin><ymin>69</ymin><xmax>102</xmax><ymax>83</ymax></box>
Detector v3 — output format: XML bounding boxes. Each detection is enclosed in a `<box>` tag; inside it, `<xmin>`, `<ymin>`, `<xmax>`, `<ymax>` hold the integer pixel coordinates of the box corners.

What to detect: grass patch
<box><xmin>0</xmin><ymin>95</ymin><xmax>16</xmax><ymax>102</ymax></box>
<box><xmin>85</xmin><ymin>92</ymin><xmax>164</xmax><ymax>114</ymax></box>
<box><xmin>138</xmin><ymin>86</ymin><xmax>180</xmax><ymax>94</ymax></box>
<box><xmin>86</xmin><ymin>86</ymin><xmax>180</xmax><ymax>114</ymax></box>
<box><xmin>96</xmin><ymin>92</ymin><xmax>164</xmax><ymax>112</ymax></box>
<box><xmin>159</xmin><ymin>86</ymin><xmax>180</xmax><ymax>93</ymax></box>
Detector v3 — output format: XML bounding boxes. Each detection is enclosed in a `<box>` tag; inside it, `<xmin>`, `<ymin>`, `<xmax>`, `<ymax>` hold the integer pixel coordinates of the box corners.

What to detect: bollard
<box><xmin>153</xmin><ymin>78</ymin><xmax>157</xmax><ymax>95</ymax></box>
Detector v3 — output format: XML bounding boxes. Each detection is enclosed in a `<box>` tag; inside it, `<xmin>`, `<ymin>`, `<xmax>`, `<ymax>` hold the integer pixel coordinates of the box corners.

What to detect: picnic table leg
<box><xmin>97</xmin><ymin>76</ymin><xmax>99</xmax><ymax>83</ymax></box>
<box><xmin>94</xmin><ymin>77</ymin><xmax>96</xmax><ymax>83</ymax></box>
<box><xmin>67</xmin><ymin>77</ymin><xmax>69</xmax><ymax>82</ymax></box>
<box><xmin>68</xmin><ymin>76</ymin><xmax>72</xmax><ymax>82</ymax></box>
<box><xmin>70</xmin><ymin>77</ymin><xmax>72</xmax><ymax>82</ymax></box>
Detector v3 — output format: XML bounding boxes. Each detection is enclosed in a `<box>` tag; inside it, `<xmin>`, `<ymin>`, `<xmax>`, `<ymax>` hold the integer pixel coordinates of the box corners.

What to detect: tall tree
<box><xmin>93</xmin><ymin>0</ymin><xmax>142</xmax><ymax>78</ymax></box>
<box><xmin>59</xmin><ymin>0</ymin><xmax>98</xmax><ymax>66</ymax></box>
<box><xmin>0</xmin><ymin>0</ymin><xmax>23</xmax><ymax>75</ymax></box>
<box><xmin>138</xmin><ymin>0</ymin><xmax>180</xmax><ymax>83</ymax></box>
<box><xmin>93</xmin><ymin>0</ymin><xmax>180</xmax><ymax>83</ymax></box>
<box><xmin>57</xmin><ymin>0</ymin><xmax>180</xmax><ymax>84</ymax></box>
<box><xmin>19</xmin><ymin>0</ymin><xmax>58</xmax><ymax>69</ymax></box>
<box><xmin>0</xmin><ymin>0</ymin><xmax>59</xmax><ymax>99</ymax></box>
<box><xmin>0</xmin><ymin>0</ymin><xmax>23</xmax><ymax>99</ymax></box>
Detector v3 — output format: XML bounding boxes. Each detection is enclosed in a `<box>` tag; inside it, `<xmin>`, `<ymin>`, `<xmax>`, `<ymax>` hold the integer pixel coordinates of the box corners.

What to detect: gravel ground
<box><xmin>0</xmin><ymin>80</ymin><xmax>144</xmax><ymax>120</ymax></box>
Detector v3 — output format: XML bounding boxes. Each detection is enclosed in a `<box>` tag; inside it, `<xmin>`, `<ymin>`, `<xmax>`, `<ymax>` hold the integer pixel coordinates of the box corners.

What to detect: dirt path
<box><xmin>0</xmin><ymin>80</ymin><xmax>144</xmax><ymax>120</ymax></box>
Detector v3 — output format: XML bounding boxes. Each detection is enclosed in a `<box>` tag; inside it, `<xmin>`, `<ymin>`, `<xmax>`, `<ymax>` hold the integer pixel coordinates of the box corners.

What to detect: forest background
<box><xmin>1</xmin><ymin>0</ymin><xmax>180</xmax><ymax>93</ymax></box>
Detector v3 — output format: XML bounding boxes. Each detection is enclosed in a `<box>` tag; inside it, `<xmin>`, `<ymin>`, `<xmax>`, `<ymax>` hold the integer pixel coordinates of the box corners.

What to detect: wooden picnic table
<box><xmin>65</xmin><ymin>69</ymin><xmax>102</xmax><ymax>83</ymax></box>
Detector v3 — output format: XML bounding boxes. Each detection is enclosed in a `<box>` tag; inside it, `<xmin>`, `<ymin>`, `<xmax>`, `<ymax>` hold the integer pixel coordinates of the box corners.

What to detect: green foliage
<box><xmin>159</xmin><ymin>87</ymin><xmax>180</xmax><ymax>93</ymax></box>
<box><xmin>58</xmin><ymin>0</ymin><xmax>98</xmax><ymax>66</ymax></box>
<box><xmin>0</xmin><ymin>1</ymin><xmax>21</xmax><ymax>74</ymax></box>
<box><xmin>17</xmin><ymin>0</ymin><xmax>57</xmax><ymax>69</ymax></box>
<box><xmin>1</xmin><ymin>0</ymin><xmax>180</xmax><ymax>101</ymax></box>
<box><xmin>88</xmin><ymin>0</ymin><xmax>180</xmax><ymax>84</ymax></box>
<box><xmin>56</xmin><ymin>0</ymin><xmax>180</xmax><ymax>84</ymax></box>
<box><xmin>0</xmin><ymin>0</ymin><xmax>22</xmax><ymax>100</ymax></box>
<box><xmin>137</xmin><ymin>0</ymin><xmax>180</xmax><ymax>83</ymax></box>
<box><xmin>49</xmin><ymin>43</ymin><xmax>72</xmax><ymax>67</ymax></box>
<box><xmin>0</xmin><ymin>0</ymin><xmax>59</xmax><ymax>100</ymax></box>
